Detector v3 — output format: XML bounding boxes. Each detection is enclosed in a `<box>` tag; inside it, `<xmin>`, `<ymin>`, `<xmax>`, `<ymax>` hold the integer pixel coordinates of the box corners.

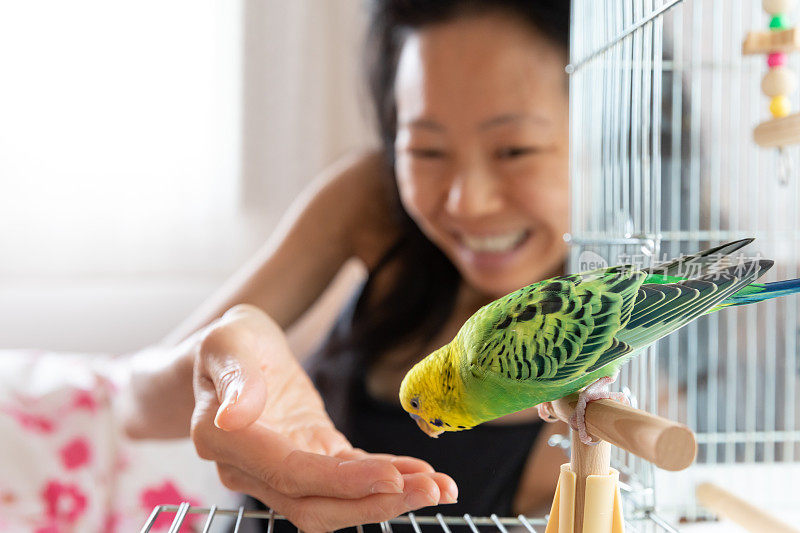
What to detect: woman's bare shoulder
<box><xmin>314</xmin><ymin>149</ymin><xmax>402</xmax><ymax>269</ymax></box>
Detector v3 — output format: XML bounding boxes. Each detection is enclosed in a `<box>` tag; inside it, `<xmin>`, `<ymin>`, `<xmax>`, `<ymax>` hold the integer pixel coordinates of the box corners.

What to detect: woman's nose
<box><xmin>444</xmin><ymin>167</ymin><xmax>504</xmax><ymax>218</ymax></box>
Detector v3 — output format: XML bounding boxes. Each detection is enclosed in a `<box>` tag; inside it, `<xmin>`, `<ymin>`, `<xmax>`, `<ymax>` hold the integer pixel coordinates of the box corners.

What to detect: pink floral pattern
<box><xmin>59</xmin><ymin>438</ymin><xmax>91</xmax><ymax>470</ymax></box>
<box><xmin>0</xmin><ymin>350</ymin><xmax>232</xmax><ymax>531</ymax></box>
<box><xmin>41</xmin><ymin>480</ymin><xmax>88</xmax><ymax>524</ymax></box>
<box><xmin>139</xmin><ymin>480</ymin><xmax>202</xmax><ymax>530</ymax></box>
<box><xmin>70</xmin><ymin>390</ymin><xmax>99</xmax><ymax>413</ymax></box>
<box><xmin>2</xmin><ymin>406</ymin><xmax>55</xmax><ymax>433</ymax></box>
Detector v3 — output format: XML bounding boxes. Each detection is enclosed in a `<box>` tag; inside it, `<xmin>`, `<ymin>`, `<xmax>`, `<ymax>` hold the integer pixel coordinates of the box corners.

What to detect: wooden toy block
<box><xmin>753</xmin><ymin>112</ymin><xmax>800</xmax><ymax>146</ymax></box>
<box><xmin>743</xmin><ymin>28</ymin><xmax>800</xmax><ymax>54</ymax></box>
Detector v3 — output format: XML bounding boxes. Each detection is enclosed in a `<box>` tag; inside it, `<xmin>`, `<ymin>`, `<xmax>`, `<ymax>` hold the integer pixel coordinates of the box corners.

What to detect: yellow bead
<box><xmin>770</xmin><ymin>95</ymin><xmax>791</xmax><ymax>118</ymax></box>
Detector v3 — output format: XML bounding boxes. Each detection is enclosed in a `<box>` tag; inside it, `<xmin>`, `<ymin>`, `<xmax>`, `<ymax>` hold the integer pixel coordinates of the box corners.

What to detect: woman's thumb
<box><xmin>208</xmin><ymin>353</ymin><xmax>268</xmax><ymax>432</ymax></box>
<box><xmin>201</xmin><ymin>305</ymin><xmax>277</xmax><ymax>431</ymax></box>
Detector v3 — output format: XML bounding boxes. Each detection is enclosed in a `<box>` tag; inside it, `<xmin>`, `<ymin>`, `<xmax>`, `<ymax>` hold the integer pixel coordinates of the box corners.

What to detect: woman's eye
<box><xmin>496</xmin><ymin>146</ymin><xmax>539</xmax><ymax>159</ymax></box>
<box><xmin>409</xmin><ymin>148</ymin><xmax>446</xmax><ymax>159</ymax></box>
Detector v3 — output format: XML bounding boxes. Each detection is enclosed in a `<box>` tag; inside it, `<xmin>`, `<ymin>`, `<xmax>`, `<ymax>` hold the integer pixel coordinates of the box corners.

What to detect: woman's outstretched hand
<box><xmin>190</xmin><ymin>304</ymin><xmax>457</xmax><ymax>533</ymax></box>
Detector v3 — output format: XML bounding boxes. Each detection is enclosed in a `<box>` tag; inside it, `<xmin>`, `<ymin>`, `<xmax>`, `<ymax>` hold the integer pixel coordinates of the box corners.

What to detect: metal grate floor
<box><xmin>140</xmin><ymin>505</ymin><xmax>681</xmax><ymax>533</ymax></box>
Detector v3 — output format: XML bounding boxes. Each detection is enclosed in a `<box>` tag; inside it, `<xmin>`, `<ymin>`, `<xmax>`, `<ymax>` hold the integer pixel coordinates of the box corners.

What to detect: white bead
<box><xmin>762</xmin><ymin>66</ymin><xmax>798</xmax><ymax>97</ymax></box>
<box><xmin>763</xmin><ymin>0</ymin><xmax>797</xmax><ymax>15</ymax></box>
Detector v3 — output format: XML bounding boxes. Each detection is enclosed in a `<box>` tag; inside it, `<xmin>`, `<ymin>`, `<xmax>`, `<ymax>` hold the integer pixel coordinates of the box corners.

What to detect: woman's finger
<box><xmin>429</xmin><ymin>472</ymin><xmax>458</xmax><ymax>503</ymax></box>
<box><xmin>281</xmin><ymin>472</ymin><xmax>455</xmax><ymax>532</ymax></box>
<box><xmin>390</xmin><ymin>457</ymin><xmax>436</xmax><ymax>475</ymax></box>
<box><xmin>195</xmin><ymin>420</ymin><xmax>405</xmax><ymax>499</ymax></box>
<box><xmin>218</xmin><ymin>466</ymin><xmax>451</xmax><ymax>533</ymax></box>
<box><xmin>336</xmin><ymin>449</ymin><xmax>436</xmax><ymax>475</ymax></box>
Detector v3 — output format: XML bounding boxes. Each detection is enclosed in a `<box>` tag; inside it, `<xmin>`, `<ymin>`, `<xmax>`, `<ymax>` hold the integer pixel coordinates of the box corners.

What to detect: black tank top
<box><xmin>238</xmin><ymin>286</ymin><xmax>544</xmax><ymax>532</ymax></box>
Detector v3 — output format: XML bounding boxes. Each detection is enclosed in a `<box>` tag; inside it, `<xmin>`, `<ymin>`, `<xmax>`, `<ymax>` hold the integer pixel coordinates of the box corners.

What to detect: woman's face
<box><xmin>394</xmin><ymin>13</ymin><xmax>570</xmax><ymax>298</ymax></box>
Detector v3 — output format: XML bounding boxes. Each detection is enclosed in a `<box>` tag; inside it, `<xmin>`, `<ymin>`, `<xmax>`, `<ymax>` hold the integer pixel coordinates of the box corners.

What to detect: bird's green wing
<box><xmin>465</xmin><ymin>266</ymin><xmax>646</xmax><ymax>383</ymax></box>
<box><xmin>617</xmin><ymin>260</ymin><xmax>773</xmax><ymax>349</ymax></box>
<box><xmin>462</xmin><ymin>242</ymin><xmax>772</xmax><ymax>394</ymax></box>
<box><xmin>645</xmin><ymin>238</ymin><xmax>754</xmax><ymax>282</ymax></box>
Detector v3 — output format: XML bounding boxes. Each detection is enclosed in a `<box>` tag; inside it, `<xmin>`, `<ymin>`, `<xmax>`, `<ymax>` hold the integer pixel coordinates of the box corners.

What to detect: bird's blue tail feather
<box><xmin>712</xmin><ymin>278</ymin><xmax>800</xmax><ymax>310</ymax></box>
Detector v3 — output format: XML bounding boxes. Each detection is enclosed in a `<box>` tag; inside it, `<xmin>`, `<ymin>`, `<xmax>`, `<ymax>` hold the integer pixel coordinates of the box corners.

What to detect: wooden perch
<box><xmin>550</xmin><ymin>396</ymin><xmax>697</xmax><ymax>471</ymax></box>
<box><xmin>696</xmin><ymin>482</ymin><xmax>800</xmax><ymax>533</ymax></box>
<box><xmin>753</xmin><ymin>112</ymin><xmax>800</xmax><ymax>147</ymax></box>
<box><xmin>545</xmin><ymin>394</ymin><xmax>695</xmax><ymax>532</ymax></box>
<box><xmin>743</xmin><ymin>28</ymin><xmax>800</xmax><ymax>55</ymax></box>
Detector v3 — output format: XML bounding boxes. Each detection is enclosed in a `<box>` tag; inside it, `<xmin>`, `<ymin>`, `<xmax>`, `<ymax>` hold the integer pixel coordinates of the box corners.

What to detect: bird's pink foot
<box><xmin>569</xmin><ymin>373</ymin><xmax>630</xmax><ymax>445</ymax></box>
<box><xmin>537</xmin><ymin>402</ymin><xmax>559</xmax><ymax>422</ymax></box>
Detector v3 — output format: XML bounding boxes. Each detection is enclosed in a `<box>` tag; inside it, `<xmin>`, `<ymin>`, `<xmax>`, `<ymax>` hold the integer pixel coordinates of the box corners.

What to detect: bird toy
<box><xmin>744</xmin><ymin>0</ymin><xmax>800</xmax><ymax>184</ymax></box>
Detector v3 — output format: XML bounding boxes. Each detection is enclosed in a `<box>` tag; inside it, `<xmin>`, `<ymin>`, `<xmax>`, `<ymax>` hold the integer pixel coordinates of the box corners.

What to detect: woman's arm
<box><xmin>123</xmin><ymin>304</ymin><xmax>456</xmax><ymax>532</ymax></box>
<box><xmin>165</xmin><ymin>150</ymin><xmax>399</xmax><ymax>343</ymax></box>
<box><xmin>123</xmin><ymin>150</ymin><xmax>400</xmax><ymax>439</ymax></box>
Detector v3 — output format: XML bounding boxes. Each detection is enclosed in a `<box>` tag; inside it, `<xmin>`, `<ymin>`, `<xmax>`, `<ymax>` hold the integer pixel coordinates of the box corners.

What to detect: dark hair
<box><xmin>366</xmin><ymin>0</ymin><xmax>570</xmax><ymax>163</ymax></box>
<box><xmin>329</xmin><ymin>0</ymin><xmax>570</xmax><ymax>368</ymax></box>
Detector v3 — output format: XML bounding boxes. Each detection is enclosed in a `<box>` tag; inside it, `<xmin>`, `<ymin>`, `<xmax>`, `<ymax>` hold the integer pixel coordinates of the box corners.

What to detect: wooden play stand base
<box><xmin>542</xmin><ymin>396</ymin><xmax>698</xmax><ymax>533</ymax></box>
<box><xmin>546</xmin><ymin>438</ymin><xmax>624</xmax><ymax>533</ymax></box>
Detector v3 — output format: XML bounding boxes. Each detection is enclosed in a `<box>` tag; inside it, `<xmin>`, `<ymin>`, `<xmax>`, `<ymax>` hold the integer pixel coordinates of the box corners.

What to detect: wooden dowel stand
<box><xmin>696</xmin><ymin>482</ymin><xmax>800</xmax><ymax>533</ymax></box>
<box><xmin>552</xmin><ymin>396</ymin><xmax>697</xmax><ymax>471</ymax></box>
<box><xmin>571</xmin><ymin>433</ymin><xmax>611</xmax><ymax>533</ymax></box>
<box><xmin>544</xmin><ymin>396</ymin><xmax>696</xmax><ymax>533</ymax></box>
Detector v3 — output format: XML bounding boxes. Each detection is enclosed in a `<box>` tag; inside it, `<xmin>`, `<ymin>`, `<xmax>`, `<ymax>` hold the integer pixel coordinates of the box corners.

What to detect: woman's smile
<box><xmin>451</xmin><ymin>228</ymin><xmax>532</xmax><ymax>271</ymax></box>
<box><xmin>457</xmin><ymin>229</ymin><xmax>531</xmax><ymax>254</ymax></box>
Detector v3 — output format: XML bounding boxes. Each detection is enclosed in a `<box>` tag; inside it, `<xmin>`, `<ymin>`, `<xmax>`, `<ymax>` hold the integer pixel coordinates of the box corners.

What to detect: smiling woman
<box><xmin>392</xmin><ymin>12</ymin><xmax>570</xmax><ymax>298</ymax></box>
<box><xmin>255</xmin><ymin>0</ymin><xmax>574</xmax><ymax>526</ymax></box>
<box><xmin>117</xmin><ymin>0</ymin><xmax>573</xmax><ymax>530</ymax></box>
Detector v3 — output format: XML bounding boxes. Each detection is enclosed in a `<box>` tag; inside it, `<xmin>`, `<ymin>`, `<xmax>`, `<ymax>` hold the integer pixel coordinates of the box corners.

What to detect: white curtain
<box><xmin>240</xmin><ymin>0</ymin><xmax>377</xmax><ymax>213</ymax></box>
<box><xmin>0</xmin><ymin>0</ymin><xmax>375</xmax><ymax>352</ymax></box>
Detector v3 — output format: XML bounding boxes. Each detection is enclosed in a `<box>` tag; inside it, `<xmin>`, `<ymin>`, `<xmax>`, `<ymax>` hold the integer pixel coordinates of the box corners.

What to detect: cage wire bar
<box><xmin>570</xmin><ymin>0</ymin><xmax>800</xmax><ymax>528</ymax></box>
<box><xmin>140</xmin><ymin>0</ymin><xmax>800</xmax><ymax>531</ymax></box>
<box><xmin>139</xmin><ymin>507</ymin><xmax>553</xmax><ymax>533</ymax></box>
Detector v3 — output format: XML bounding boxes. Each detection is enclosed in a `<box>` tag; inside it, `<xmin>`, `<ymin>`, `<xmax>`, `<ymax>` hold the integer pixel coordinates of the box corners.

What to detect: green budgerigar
<box><xmin>399</xmin><ymin>239</ymin><xmax>800</xmax><ymax>443</ymax></box>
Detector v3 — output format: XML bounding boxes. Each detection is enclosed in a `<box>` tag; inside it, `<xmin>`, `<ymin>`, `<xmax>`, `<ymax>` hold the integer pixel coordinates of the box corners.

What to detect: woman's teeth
<box><xmin>461</xmin><ymin>230</ymin><xmax>528</xmax><ymax>253</ymax></box>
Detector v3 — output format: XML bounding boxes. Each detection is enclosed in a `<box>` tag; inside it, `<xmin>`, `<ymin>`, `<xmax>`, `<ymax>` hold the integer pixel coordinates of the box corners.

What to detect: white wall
<box><xmin>0</xmin><ymin>0</ymin><xmax>376</xmax><ymax>353</ymax></box>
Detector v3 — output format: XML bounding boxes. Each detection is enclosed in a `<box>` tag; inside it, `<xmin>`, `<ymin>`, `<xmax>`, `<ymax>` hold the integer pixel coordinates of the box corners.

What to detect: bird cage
<box><xmin>569</xmin><ymin>0</ymin><xmax>800</xmax><ymax>529</ymax></box>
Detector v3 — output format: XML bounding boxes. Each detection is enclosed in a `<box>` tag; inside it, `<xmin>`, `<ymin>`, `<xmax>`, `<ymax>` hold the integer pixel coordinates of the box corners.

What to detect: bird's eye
<box><xmin>431</xmin><ymin>419</ymin><xmax>444</xmax><ymax>427</ymax></box>
<box><xmin>410</xmin><ymin>398</ymin><xmax>419</xmax><ymax>410</ymax></box>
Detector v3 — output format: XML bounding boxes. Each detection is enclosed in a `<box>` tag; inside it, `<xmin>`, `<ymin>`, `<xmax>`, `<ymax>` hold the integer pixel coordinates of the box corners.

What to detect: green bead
<box><xmin>769</xmin><ymin>13</ymin><xmax>789</xmax><ymax>30</ymax></box>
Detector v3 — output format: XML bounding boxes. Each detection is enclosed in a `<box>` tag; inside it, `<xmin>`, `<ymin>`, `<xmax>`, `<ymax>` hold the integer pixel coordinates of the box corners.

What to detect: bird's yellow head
<box><xmin>399</xmin><ymin>343</ymin><xmax>481</xmax><ymax>438</ymax></box>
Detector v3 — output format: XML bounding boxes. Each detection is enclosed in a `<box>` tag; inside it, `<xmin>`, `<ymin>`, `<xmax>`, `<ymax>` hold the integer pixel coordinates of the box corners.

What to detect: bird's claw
<box><xmin>569</xmin><ymin>373</ymin><xmax>629</xmax><ymax>445</ymax></box>
<box><xmin>536</xmin><ymin>402</ymin><xmax>559</xmax><ymax>422</ymax></box>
